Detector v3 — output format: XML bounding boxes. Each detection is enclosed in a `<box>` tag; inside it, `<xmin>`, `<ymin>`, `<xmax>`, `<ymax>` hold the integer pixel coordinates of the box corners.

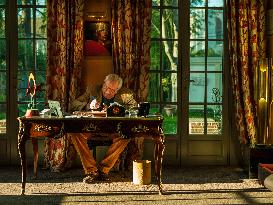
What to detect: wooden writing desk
<box><xmin>17</xmin><ymin>116</ymin><xmax>165</xmax><ymax>195</ymax></box>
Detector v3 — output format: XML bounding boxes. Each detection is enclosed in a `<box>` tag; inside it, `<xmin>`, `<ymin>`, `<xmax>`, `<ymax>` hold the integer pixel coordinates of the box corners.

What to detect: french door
<box><xmin>149</xmin><ymin>0</ymin><xmax>227</xmax><ymax>165</ymax></box>
<box><xmin>0</xmin><ymin>0</ymin><xmax>47</xmax><ymax>164</ymax></box>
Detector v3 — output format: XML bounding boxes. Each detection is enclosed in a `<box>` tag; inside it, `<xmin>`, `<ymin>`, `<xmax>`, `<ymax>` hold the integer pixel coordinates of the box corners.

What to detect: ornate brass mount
<box><xmin>34</xmin><ymin>123</ymin><xmax>65</xmax><ymax>139</ymax></box>
<box><xmin>131</xmin><ymin>124</ymin><xmax>149</xmax><ymax>133</ymax></box>
<box><xmin>34</xmin><ymin>124</ymin><xmax>52</xmax><ymax>132</ymax></box>
<box><xmin>82</xmin><ymin>123</ymin><xmax>99</xmax><ymax>132</ymax></box>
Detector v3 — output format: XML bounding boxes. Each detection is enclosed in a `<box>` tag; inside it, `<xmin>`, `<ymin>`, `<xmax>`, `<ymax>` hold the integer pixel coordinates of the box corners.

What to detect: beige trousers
<box><xmin>69</xmin><ymin>133</ymin><xmax>130</xmax><ymax>174</ymax></box>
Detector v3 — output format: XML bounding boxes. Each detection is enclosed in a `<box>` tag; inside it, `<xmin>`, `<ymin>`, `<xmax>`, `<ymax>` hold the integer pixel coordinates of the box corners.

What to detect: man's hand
<box><xmin>90</xmin><ymin>99</ymin><xmax>100</xmax><ymax>110</ymax></box>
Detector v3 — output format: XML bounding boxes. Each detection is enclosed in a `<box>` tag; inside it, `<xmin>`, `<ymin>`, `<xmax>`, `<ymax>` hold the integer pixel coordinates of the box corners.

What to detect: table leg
<box><xmin>18</xmin><ymin>120</ymin><xmax>28</xmax><ymax>195</ymax></box>
<box><xmin>32</xmin><ymin>138</ymin><xmax>39</xmax><ymax>179</ymax></box>
<box><xmin>154</xmin><ymin>131</ymin><xmax>165</xmax><ymax>195</ymax></box>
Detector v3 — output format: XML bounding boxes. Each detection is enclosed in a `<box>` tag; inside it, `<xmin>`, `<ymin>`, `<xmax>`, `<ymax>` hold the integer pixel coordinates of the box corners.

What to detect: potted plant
<box><xmin>163</xmin><ymin>105</ymin><xmax>176</xmax><ymax>117</ymax></box>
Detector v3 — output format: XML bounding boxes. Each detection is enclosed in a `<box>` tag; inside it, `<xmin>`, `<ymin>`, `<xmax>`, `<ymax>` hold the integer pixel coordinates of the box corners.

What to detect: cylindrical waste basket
<box><xmin>133</xmin><ymin>160</ymin><xmax>151</xmax><ymax>185</ymax></box>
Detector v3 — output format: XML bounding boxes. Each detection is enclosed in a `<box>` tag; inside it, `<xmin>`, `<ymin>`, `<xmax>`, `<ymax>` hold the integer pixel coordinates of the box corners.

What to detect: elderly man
<box><xmin>69</xmin><ymin>74</ymin><xmax>137</xmax><ymax>183</ymax></box>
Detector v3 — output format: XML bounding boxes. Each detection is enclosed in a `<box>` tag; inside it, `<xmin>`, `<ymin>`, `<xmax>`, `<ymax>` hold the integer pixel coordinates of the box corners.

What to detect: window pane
<box><xmin>0</xmin><ymin>71</ymin><xmax>6</xmax><ymax>101</ymax></box>
<box><xmin>18</xmin><ymin>104</ymin><xmax>28</xmax><ymax>117</ymax></box>
<box><xmin>189</xmin><ymin>105</ymin><xmax>204</xmax><ymax>134</ymax></box>
<box><xmin>18</xmin><ymin>70</ymin><xmax>32</xmax><ymax>90</ymax></box>
<box><xmin>0</xmin><ymin>40</ymin><xmax>6</xmax><ymax>70</ymax></box>
<box><xmin>162</xmin><ymin>9</ymin><xmax>179</xmax><ymax>40</ymax></box>
<box><xmin>0</xmin><ymin>104</ymin><xmax>6</xmax><ymax>133</ymax></box>
<box><xmin>150</xmin><ymin>104</ymin><xmax>160</xmax><ymax>115</ymax></box>
<box><xmin>162</xmin><ymin>41</ymin><xmax>178</xmax><ymax>71</ymax></box>
<box><xmin>36</xmin><ymin>90</ymin><xmax>45</xmax><ymax>102</ymax></box>
<box><xmin>208</xmin><ymin>40</ymin><xmax>223</xmax><ymax>57</ymax></box>
<box><xmin>190</xmin><ymin>0</ymin><xmax>205</xmax><ymax>7</ymax></box>
<box><xmin>208</xmin><ymin>9</ymin><xmax>223</xmax><ymax>39</ymax></box>
<box><xmin>189</xmin><ymin>73</ymin><xmax>205</xmax><ymax>103</ymax></box>
<box><xmin>162</xmin><ymin>72</ymin><xmax>177</xmax><ymax>102</ymax></box>
<box><xmin>163</xmin><ymin>104</ymin><xmax>177</xmax><ymax>134</ymax></box>
<box><xmin>36</xmin><ymin>101</ymin><xmax>45</xmax><ymax>112</ymax></box>
<box><xmin>17</xmin><ymin>0</ymin><xmax>33</xmax><ymax>5</ymax></box>
<box><xmin>148</xmin><ymin>73</ymin><xmax>160</xmax><ymax>102</ymax></box>
<box><xmin>0</xmin><ymin>8</ymin><xmax>5</xmax><ymax>38</ymax></box>
<box><xmin>207</xmin><ymin>56</ymin><xmax>222</xmax><ymax>71</ymax></box>
<box><xmin>36</xmin><ymin>8</ymin><xmax>47</xmax><ymax>38</ymax></box>
<box><xmin>207</xmin><ymin>40</ymin><xmax>223</xmax><ymax>71</ymax></box>
<box><xmin>190</xmin><ymin>9</ymin><xmax>205</xmax><ymax>39</ymax></box>
<box><xmin>163</xmin><ymin>0</ymin><xmax>178</xmax><ymax>7</ymax></box>
<box><xmin>36</xmin><ymin>71</ymin><xmax>46</xmax><ymax>82</ymax></box>
<box><xmin>18</xmin><ymin>8</ymin><xmax>33</xmax><ymax>38</ymax></box>
<box><xmin>36</xmin><ymin>40</ymin><xmax>46</xmax><ymax>70</ymax></box>
<box><xmin>150</xmin><ymin>41</ymin><xmax>160</xmax><ymax>70</ymax></box>
<box><xmin>151</xmin><ymin>9</ymin><xmax>160</xmax><ymax>38</ymax></box>
<box><xmin>207</xmin><ymin>73</ymin><xmax>222</xmax><ymax>103</ymax></box>
<box><xmin>18</xmin><ymin>40</ymin><xmax>34</xmax><ymax>70</ymax></box>
<box><xmin>152</xmin><ymin>0</ymin><xmax>160</xmax><ymax>6</ymax></box>
<box><xmin>207</xmin><ymin>105</ymin><xmax>222</xmax><ymax>134</ymax></box>
<box><xmin>208</xmin><ymin>0</ymin><xmax>223</xmax><ymax>7</ymax></box>
<box><xmin>17</xmin><ymin>88</ymin><xmax>29</xmax><ymax>102</ymax></box>
<box><xmin>35</xmin><ymin>71</ymin><xmax>46</xmax><ymax>92</ymax></box>
<box><xmin>190</xmin><ymin>41</ymin><xmax>205</xmax><ymax>71</ymax></box>
<box><xmin>37</xmin><ymin>0</ymin><xmax>46</xmax><ymax>5</ymax></box>
<box><xmin>17</xmin><ymin>70</ymin><xmax>31</xmax><ymax>102</ymax></box>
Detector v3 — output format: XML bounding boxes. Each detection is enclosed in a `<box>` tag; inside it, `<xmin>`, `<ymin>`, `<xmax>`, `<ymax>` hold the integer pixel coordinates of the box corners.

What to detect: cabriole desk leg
<box><xmin>32</xmin><ymin>138</ymin><xmax>39</xmax><ymax>179</ymax></box>
<box><xmin>154</xmin><ymin>132</ymin><xmax>165</xmax><ymax>195</ymax></box>
<box><xmin>18</xmin><ymin>120</ymin><xmax>28</xmax><ymax>195</ymax></box>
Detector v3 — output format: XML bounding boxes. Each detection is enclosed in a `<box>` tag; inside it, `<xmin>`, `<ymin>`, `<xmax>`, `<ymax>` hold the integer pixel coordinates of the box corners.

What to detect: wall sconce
<box><xmin>254</xmin><ymin>58</ymin><xmax>273</xmax><ymax>145</ymax></box>
<box><xmin>87</xmin><ymin>12</ymin><xmax>106</xmax><ymax>21</ymax></box>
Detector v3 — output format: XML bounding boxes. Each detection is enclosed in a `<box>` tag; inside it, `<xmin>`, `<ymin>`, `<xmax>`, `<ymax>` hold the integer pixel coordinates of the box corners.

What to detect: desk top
<box><xmin>18</xmin><ymin>115</ymin><xmax>163</xmax><ymax>122</ymax></box>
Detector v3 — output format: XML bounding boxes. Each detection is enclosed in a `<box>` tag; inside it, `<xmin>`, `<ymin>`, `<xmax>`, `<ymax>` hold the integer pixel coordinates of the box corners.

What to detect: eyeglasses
<box><xmin>103</xmin><ymin>83</ymin><xmax>118</xmax><ymax>94</ymax></box>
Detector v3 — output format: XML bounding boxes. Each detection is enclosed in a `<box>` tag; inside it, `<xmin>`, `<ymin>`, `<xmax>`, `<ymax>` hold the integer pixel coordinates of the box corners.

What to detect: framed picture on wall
<box><xmin>84</xmin><ymin>21</ymin><xmax>112</xmax><ymax>56</ymax></box>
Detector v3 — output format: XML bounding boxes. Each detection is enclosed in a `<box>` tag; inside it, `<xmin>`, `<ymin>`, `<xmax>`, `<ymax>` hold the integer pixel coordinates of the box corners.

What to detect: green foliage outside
<box><xmin>0</xmin><ymin>4</ymin><xmax>47</xmax><ymax>118</ymax></box>
<box><xmin>150</xmin><ymin>0</ymin><xmax>223</xmax><ymax>135</ymax></box>
<box><xmin>17</xmin><ymin>5</ymin><xmax>47</xmax><ymax>115</ymax></box>
<box><xmin>0</xmin><ymin>112</ymin><xmax>5</xmax><ymax>119</ymax></box>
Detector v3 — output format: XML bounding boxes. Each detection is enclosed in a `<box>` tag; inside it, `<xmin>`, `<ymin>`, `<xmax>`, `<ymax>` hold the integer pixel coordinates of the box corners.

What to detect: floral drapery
<box><xmin>111</xmin><ymin>0</ymin><xmax>152</xmax><ymax>102</ymax></box>
<box><xmin>46</xmin><ymin>0</ymin><xmax>84</xmax><ymax>109</ymax></box>
<box><xmin>44</xmin><ymin>0</ymin><xmax>84</xmax><ymax>171</ymax></box>
<box><xmin>227</xmin><ymin>0</ymin><xmax>266</xmax><ymax>145</ymax></box>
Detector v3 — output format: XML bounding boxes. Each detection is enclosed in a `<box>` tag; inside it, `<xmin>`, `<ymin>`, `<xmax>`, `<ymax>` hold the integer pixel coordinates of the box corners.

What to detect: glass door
<box><xmin>186</xmin><ymin>0</ymin><xmax>225</xmax><ymax>164</ymax></box>
<box><xmin>0</xmin><ymin>0</ymin><xmax>47</xmax><ymax>164</ymax></box>
<box><xmin>0</xmin><ymin>0</ymin><xmax>8</xmax><ymax>162</ymax></box>
<box><xmin>17</xmin><ymin>0</ymin><xmax>47</xmax><ymax>116</ymax></box>
<box><xmin>150</xmin><ymin>0</ymin><xmax>227</xmax><ymax>165</ymax></box>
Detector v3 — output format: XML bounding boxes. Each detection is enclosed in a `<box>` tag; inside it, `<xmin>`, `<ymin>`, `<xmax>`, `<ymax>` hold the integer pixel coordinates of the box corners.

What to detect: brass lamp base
<box><xmin>25</xmin><ymin>109</ymin><xmax>40</xmax><ymax>118</ymax></box>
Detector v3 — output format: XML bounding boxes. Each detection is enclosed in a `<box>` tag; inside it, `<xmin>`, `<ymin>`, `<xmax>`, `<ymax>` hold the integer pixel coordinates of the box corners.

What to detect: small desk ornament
<box><xmin>25</xmin><ymin>73</ymin><xmax>40</xmax><ymax>117</ymax></box>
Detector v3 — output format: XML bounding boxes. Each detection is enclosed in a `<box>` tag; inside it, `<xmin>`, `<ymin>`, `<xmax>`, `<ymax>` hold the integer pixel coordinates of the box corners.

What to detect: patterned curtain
<box><xmin>111</xmin><ymin>0</ymin><xmax>152</xmax><ymax>102</ymax></box>
<box><xmin>44</xmin><ymin>0</ymin><xmax>84</xmax><ymax>172</ymax></box>
<box><xmin>227</xmin><ymin>0</ymin><xmax>266</xmax><ymax>145</ymax></box>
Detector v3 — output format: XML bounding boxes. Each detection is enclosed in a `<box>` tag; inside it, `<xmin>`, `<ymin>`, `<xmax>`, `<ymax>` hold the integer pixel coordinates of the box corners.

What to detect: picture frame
<box><xmin>84</xmin><ymin>21</ymin><xmax>112</xmax><ymax>56</ymax></box>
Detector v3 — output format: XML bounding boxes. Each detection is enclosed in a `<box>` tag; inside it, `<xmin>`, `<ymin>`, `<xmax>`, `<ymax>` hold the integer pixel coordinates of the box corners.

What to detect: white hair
<box><xmin>104</xmin><ymin>74</ymin><xmax>123</xmax><ymax>90</ymax></box>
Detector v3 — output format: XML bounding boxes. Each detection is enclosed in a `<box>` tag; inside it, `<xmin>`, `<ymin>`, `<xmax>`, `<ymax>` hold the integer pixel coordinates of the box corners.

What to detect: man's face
<box><xmin>97</xmin><ymin>29</ymin><xmax>108</xmax><ymax>42</ymax></box>
<box><xmin>102</xmin><ymin>80</ymin><xmax>119</xmax><ymax>99</ymax></box>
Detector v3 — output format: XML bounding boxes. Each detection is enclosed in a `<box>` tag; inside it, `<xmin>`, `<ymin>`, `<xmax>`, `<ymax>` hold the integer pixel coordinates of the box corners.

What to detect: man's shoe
<box><xmin>99</xmin><ymin>171</ymin><xmax>110</xmax><ymax>181</ymax></box>
<box><xmin>83</xmin><ymin>171</ymin><xmax>99</xmax><ymax>184</ymax></box>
